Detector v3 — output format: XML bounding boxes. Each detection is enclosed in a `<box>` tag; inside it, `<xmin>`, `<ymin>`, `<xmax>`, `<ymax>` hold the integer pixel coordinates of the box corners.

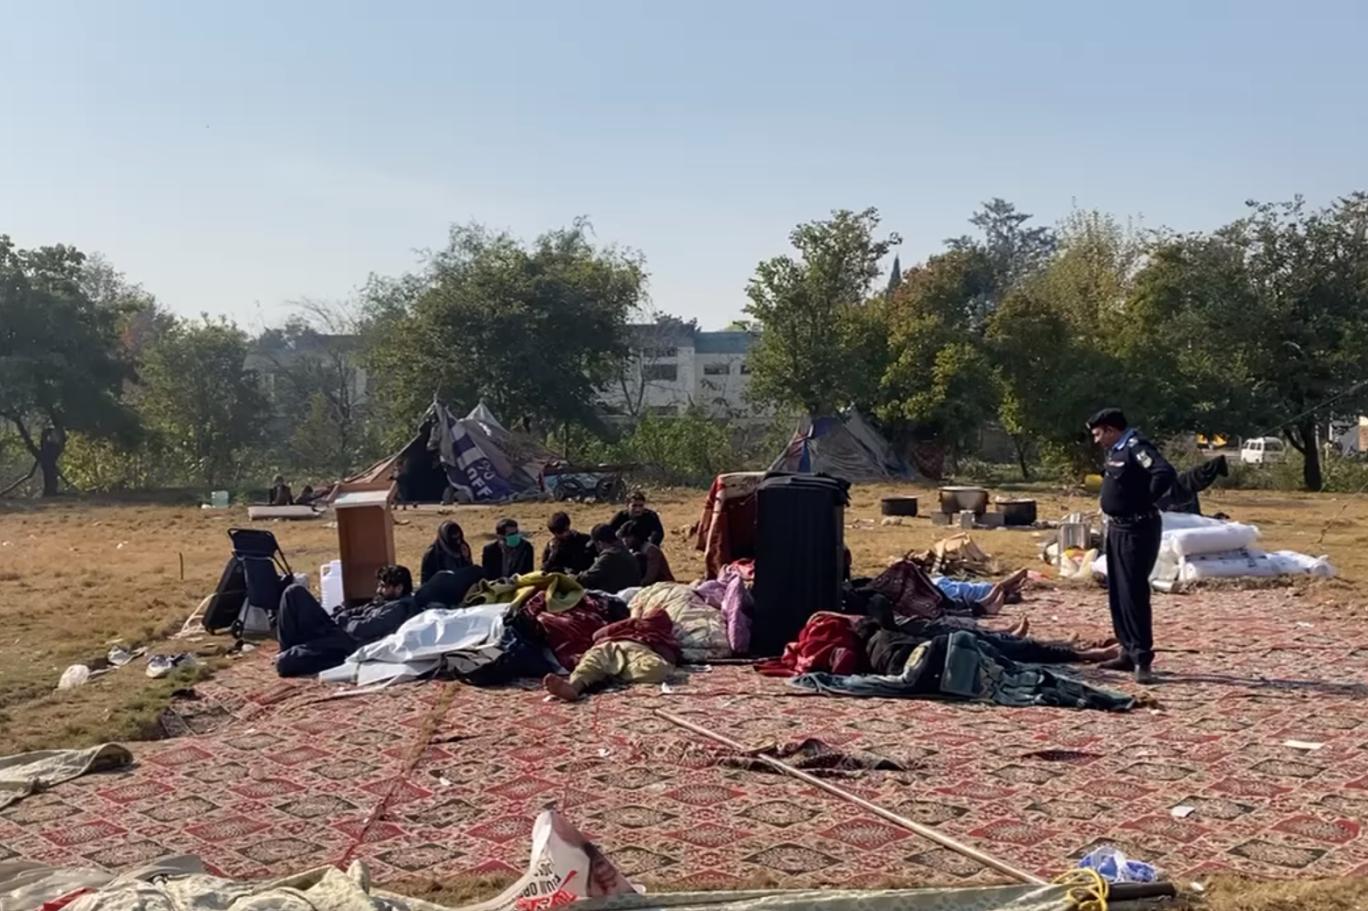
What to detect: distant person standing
<box><xmin>1087</xmin><ymin>408</ymin><xmax>1176</xmax><ymax>685</ymax></box>
<box><xmin>268</xmin><ymin>474</ymin><xmax>294</xmax><ymax>506</ymax></box>
<box><xmin>609</xmin><ymin>490</ymin><xmax>665</xmax><ymax>546</ymax></box>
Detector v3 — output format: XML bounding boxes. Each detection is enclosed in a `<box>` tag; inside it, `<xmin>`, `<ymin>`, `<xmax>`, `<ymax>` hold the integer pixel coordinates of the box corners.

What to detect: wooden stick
<box><xmin>657</xmin><ymin>709</ymin><xmax>1048</xmax><ymax>886</ymax></box>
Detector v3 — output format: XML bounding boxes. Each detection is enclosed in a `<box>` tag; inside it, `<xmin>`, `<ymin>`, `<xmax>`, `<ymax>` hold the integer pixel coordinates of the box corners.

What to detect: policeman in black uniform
<box><xmin>1086</xmin><ymin>408</ymin><xmax>1176</xmax><ymax>685</ymax></box>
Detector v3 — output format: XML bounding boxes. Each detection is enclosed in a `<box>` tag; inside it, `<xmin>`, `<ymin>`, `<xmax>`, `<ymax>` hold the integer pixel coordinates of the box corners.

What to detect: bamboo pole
<box><xmin>656</xmin><ymin>709</ymin><xmax>1048</xmax><ymax>886</ymax></box>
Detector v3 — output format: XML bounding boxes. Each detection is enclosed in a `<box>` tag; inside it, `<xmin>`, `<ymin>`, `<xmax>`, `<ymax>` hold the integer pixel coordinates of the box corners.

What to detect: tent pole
<box><xmin>656</xmin><ymin>709</ymin><xmax>1048</xmax><ymax>886</ymax></box>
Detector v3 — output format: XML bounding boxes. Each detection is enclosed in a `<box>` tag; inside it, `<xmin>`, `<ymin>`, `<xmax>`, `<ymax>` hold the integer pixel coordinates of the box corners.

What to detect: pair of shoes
<box><xmin>1098</xmin><ymin>656</ymin><xmax>1134</xmax><ymax>672</ymax></box>
<box><xmin>1134</xmin><ymin>666</ymin><xmax>1158</xmax><ymax>685</ymax></box>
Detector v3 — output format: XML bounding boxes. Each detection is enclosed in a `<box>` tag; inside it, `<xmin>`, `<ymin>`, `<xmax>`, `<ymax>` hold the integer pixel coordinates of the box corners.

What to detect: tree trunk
<box><xmin>38</xmin><ymin>450</ymin><xmax>61</xmax><ymax>497</ymax></box>
<box><xmin>1012</xmin><ymin>436</ymin><xmax>1031</xmax><ymax>481</ymax></box>
<box><xmin>1298</xmin><ymin>418</ymin><xmax>1323</xmax><ymax>491</ymax></box>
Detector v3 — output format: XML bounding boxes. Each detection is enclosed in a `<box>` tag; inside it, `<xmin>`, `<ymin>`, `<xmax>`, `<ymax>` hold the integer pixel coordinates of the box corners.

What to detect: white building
<box><xmin>597</xmin><ymin>324</ymin><xmax>768</xmax><ymax>423</ymax></box>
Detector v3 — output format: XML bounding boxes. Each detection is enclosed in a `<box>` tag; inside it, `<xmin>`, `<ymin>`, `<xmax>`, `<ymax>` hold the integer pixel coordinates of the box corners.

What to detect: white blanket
<box><xmin>319</xmin><ymin>604</ymin><xmax>507</xmax><ymax>686</ymax></box>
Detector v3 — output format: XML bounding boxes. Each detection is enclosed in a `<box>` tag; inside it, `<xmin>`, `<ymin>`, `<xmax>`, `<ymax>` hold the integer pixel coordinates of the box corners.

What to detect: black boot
<box><xmin>1098</xmin><ymin>655</ymin><xmax>1135</xmax><ymax>672</ymax></box>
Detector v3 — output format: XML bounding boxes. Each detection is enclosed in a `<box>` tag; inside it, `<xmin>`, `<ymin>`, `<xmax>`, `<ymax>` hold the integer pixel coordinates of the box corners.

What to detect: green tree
<box><xmin>140</xmin><ymin>317</ymin><xmax>268</xmax><ymax>486</ymax></box>
<box><xmin>946</xmin><ymin>198</ymin><xmax>1057</xmax><ymax>323</ymax></box>
<box><xmin>744</xmin><ymin>208</ymin><xmax>900</xmax><ymax>414</ymax></box>
<box><xmin>0</xmin><ymin>237</ymin><xmax>137</xmax><ymax>496</ymax></box>
<box><xmin>1130</xmin><ymin>195</ymin><xmax>1368</xmax><ymax>490</ymax></box>
<box><xmin>364</xmin><ymin>220</ymin><xmax>644</xmax><ymax>438</ymax></box>
<box><xmin>985</xmin><ymin>210</ymin><xmax>1144</xmax><ymax>477</ymax></box>
<box><xmin>256</xmin><ymin>303</ymin><xmax>377</xmax><ymax>479</ymax></box>
<box><xmin>876</xmin><ymin>249</ymin><xmax>999</xmax><ymax>473</ymax></box>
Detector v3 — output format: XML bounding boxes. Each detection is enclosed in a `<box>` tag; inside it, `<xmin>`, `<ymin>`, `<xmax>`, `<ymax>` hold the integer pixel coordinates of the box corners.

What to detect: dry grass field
<box><xmin>1</xmin><ymin>480</ymin><xmax>1363</xmax><ymax>754</ymax></box>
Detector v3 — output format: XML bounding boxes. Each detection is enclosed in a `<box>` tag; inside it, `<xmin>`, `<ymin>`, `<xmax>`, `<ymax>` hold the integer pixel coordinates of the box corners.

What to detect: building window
<box><xmin>703</xmin><ymin>363</ymin><xmax>730</xmax><ymax>376</ymax></box>
<box><xmin>739</xmin><ymin>362</ymin><xmax>751</xmax><ymax>375</ymax></box>
<box><xmin>642</xmin><ymin>364</ymin><xmax>678</xmax><ymax>381</ymax></box>
<box><xmin>641</xmin><ymin>346</ymin><xmax>677</xmax><ymax>359</ymax></box>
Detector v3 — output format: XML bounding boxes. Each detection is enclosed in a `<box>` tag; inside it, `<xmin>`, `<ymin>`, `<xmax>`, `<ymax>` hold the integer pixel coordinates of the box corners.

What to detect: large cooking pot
<box><xmin>880</xmin><ymin>496</ymin><xmax>919</xmax><ymax>517</ymax></box>
<box><xmin>938</xmin><ymin>486</ymin><xmax>989</xmax><ymax>516</ymax></box>
<box><xmin>995</xmin><ymin>498</ymin><xmax>1037</xmax><ymax>526</ymax></box>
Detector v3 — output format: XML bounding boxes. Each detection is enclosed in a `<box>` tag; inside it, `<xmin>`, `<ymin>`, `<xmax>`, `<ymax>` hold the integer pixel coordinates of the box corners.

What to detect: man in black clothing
<box><xmin>541</xmin><ymin>511</ymin><xmax>594</xmax><ymax>574</ymax></box>
<box><xmin>268</xmin><ymin>474</ymin><xmax>294</xmax><ymax>506</ymax></box>
<box><xmin>276</xmin><ymin>564</ymin><xmax>419</xmax><ymax>677</ymax></box>
<box><xmin>1087</xmin><ymin>408</ymin><xmax>1177</xmax><ymax>685</ymax></box>
<box><xmin>1156</xmin><ymin>455</ymin><xmax>1228</xmax><ymax>515</ymax></box>
<box><xmin>481</xmin><ymin>517</ymin><xmax>535</xmax><ymax>580</ymax></box>
<box><xmin>577</xmin><ymin>523</ymin><xmax>642</xmax><ymax>593</ymax></box>
<box><xmin>608</xmin><ymin>490</ymin><xmax>665</xmax><ymax>546</ymax></box>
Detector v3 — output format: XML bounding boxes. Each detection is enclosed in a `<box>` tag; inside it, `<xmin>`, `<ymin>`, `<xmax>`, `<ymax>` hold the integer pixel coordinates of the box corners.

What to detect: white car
<box><xmin>1240</xmin><ymin>437</ymin><xmax>1286</xmax><ymax>465</ymax></box>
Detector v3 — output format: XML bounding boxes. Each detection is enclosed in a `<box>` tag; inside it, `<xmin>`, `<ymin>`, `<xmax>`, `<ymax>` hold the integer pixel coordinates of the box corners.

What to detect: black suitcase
<box><xmin>750</xmin><ymin>473</ymin><xmax>850</xmax><ymax>657</ymax></box>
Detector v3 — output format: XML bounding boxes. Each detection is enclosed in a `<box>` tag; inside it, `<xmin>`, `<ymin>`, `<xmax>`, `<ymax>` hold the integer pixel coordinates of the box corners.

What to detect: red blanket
<box><xmin>595</xmin><ymin>609</ymin><xmax>682</xmax><ymax>666</ymax></box>
<box><xmin>756</xmin><ymin>612</ymin><xmax>864</xmax><ymax>678</ymax></box>
<box><xmin>525</xmin><ymin>593</ymin><xmax>611</xmax><ymax>671</ymax></box>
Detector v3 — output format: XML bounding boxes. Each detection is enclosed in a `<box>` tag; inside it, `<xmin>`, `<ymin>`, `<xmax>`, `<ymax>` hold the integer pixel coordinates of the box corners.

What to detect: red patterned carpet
<box><xmin>3</xmin><ymin>584</ymin><xmax>1367</xmax><ymax>889</ymax></box>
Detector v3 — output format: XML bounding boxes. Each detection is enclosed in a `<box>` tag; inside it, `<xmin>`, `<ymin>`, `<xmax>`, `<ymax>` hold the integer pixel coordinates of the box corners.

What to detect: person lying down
<box><xmin>543</xmin><ymin>608</ymin><xmax>680</xmax><ymax>703</ymax></box>
<box><xmin>933</xmin><ymin>567</ymin><xmax>1029</xmax><ymax>616</ymax></box>
<box><xmin>789</xmin><ymin>604</ymin><xmax>1135</xmax><ymax>711</ymax></box>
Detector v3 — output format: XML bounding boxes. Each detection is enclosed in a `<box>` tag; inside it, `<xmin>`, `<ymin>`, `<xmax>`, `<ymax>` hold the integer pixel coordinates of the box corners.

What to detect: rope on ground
<box><xmin>1053</xmin><ymin>869</ymin><xmax>1108</xmax><ymax>911</ymax></box>
<box><xmin>336</xmin><ymin>680</ymin><xmax>457</xmax><ymax>868</ymax></box>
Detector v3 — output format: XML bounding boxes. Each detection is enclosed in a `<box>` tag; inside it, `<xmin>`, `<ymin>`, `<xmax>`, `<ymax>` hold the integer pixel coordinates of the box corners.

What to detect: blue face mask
<box><xmin>504</xmin><ymin>533</ymin><xmax>523</xmax><ymax>548</ymax></box>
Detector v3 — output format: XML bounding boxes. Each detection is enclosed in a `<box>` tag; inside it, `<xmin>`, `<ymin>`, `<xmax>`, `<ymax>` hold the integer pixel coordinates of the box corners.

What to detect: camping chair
<box><xmin>203</xmin><ymin>528</ymin><xmax>295</xmax><ymax>640</ymax></box>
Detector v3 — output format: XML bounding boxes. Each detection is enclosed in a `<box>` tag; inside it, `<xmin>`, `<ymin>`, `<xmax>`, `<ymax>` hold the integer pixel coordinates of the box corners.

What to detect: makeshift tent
<box><xmin>348</xmin><ymin>402</ymin><xmax>555</xmax><ymax>503</ymax></box>
<box><xmin>770</xmin><ymin>411</ymin><xmax>911</xmax><ymax>482</ymax></box>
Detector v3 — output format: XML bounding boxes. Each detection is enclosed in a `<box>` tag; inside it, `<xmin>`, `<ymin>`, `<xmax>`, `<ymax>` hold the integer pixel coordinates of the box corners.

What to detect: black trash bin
<box><xmin>750</xmin><ymin>473</ymin><xmax>850</xmax><ymax>657</ymax></box>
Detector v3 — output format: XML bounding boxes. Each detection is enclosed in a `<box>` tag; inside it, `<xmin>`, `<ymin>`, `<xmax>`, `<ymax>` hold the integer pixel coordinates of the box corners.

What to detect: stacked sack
<box><xmin>1091</xmin><ymin>512</ymin><xmax>1335</xmax><ymax>586</ymax></box>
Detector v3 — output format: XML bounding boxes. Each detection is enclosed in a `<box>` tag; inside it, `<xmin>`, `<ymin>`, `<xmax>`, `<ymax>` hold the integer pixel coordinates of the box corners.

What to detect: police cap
<box><xmin>1085</xmin><ymin>408</ymin><xmax>1128</xmax><ymax>431</ymax></box>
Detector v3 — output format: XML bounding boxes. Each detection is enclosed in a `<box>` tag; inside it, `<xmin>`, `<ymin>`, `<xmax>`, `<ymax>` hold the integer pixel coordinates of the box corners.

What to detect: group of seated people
<box><xmin>420</xmin><ymin>489</ymin><xmax>674</xmax><ymax>590</ymax></box>
<box><xmin>275</xmin><ymin>491</ymin><xmax>676</xmax><ymax>677</ymax></box>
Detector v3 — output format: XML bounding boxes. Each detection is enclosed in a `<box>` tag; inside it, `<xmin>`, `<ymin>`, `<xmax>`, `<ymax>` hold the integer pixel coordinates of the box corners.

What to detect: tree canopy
<box><xmin>0</xmin><ymin>237</ymin><xmax>137</xmax><ymax>495</ymax></box>
<box><xmin>744</xmin><ymin>208</ymin><xmax>900</xmax><ymax>415</ymax></box>
<box><xmin>364</xmin><ymin>220</ymin><xmax>645</xmax><ymax>441</ymax></box>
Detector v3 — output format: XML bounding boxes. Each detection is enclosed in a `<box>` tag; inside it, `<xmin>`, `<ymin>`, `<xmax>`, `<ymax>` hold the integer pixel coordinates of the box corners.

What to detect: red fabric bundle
<box><xmin>756</xmin><ymin>612</ymin><xmax>864</xmax><ymax>678</ymax></box>
<box><xmin>524</xmin><ymin>592</ymin><xmax>611</xmax><ymax>671</ymax></box>
<box><xmin>594</xmin><ymin>608</ymin><xmax>682</xmax><ymax>666</ymax></box>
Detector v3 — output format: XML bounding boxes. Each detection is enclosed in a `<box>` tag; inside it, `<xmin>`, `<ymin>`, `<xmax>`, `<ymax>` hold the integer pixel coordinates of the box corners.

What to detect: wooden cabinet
<box><xmin>332</xmin><ymin>483</ymin><xmax>396</xmax><ymax>605</ymax></box>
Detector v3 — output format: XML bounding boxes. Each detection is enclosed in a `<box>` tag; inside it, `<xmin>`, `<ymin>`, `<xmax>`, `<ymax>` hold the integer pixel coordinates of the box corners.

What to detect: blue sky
<box><xmin>2</xmin><ymin>0</ymin><xmax>1364</xmax><ymax>329</ymax></box>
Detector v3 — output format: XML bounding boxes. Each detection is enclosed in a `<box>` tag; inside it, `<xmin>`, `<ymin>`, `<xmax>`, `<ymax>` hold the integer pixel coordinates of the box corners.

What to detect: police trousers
<box><xmin>1105</xmin><ymin>516</ymin><xmax>1163</xmax><ymax>668</ymax></box>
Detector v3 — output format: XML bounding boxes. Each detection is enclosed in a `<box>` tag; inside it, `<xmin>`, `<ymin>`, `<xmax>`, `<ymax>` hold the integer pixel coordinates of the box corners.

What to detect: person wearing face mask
<box><xmin>481</xmin><ymin>517</ymin><xmax>535</xmax><ymax>580</ymax></box>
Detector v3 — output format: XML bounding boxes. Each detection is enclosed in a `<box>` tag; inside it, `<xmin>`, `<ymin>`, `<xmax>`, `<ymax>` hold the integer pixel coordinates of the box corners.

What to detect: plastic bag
<box><xmin>451</xmin><ymin>808</ymin><xmax>636</xmax><ymax>910</ymax></box>
<box><xmin>58</xmin><ymin>664</ymin><xmax>91</xmax><ymax>689</ymax></box>
<box><xmin>1078</xmin><ymin>845</ymin><xmax>1160</xmax><ymax>883</ymax></box>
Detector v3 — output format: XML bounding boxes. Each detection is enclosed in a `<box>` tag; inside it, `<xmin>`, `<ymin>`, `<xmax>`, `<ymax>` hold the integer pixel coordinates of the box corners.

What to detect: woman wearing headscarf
<box><xmin>420</xmin><ymin>520</ymin><xmax>474</xmax><ymax>584</ymax></box>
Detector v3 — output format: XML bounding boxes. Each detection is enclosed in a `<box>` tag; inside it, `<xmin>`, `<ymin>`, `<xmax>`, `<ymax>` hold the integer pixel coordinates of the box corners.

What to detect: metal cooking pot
<box><xmin>938</xmin><ymin>486</ymin><xmax>989</xmax><ymax>516</ymax></box>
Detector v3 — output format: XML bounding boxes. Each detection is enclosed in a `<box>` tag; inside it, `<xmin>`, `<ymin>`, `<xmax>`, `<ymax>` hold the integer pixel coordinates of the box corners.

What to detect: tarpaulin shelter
<box><xmin>348</xmin><ymin>401</ymin><xmax>555</xmax><ymax>503</ymax></box>
<box><xmin>770</xmin><ymin>411</ymin><xmax>911</xmax><ymax>483</ymax></box>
